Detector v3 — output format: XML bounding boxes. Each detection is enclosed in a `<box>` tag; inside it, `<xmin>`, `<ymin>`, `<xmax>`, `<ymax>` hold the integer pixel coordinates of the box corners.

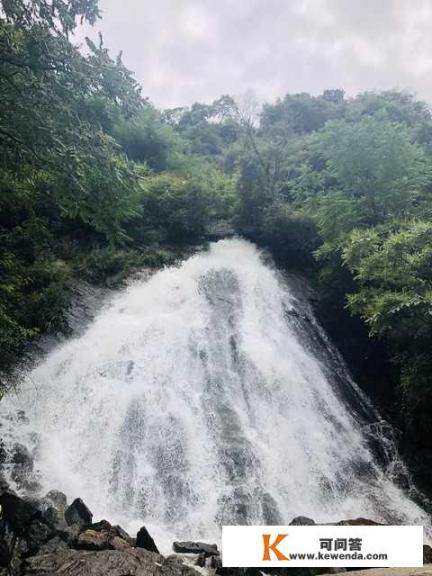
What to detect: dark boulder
<box><xmin>195</xmin><ymin>552</ymin><xmax>206</xmax><ymax>567</ymax></box>
<box><xmin>136</xmin><ymin>525</ymin><xmax>159</xmax><ymax>553</ymax></box>
<box><xmin>336</xmin><ymin>518</ymin><xmax>382</xmax><ymax>526</ymax></box>
<box><xmin>43</xmin><ymin>490</ymin><xmax>67</xmax><ymax>517</ymax></box>
<box><xmin>110</xmin><ymin>536</ymin><xmax>131</xmax><ymax>551</ymax></box>
<box><xmin>45</xmin><ymin>490</ymin><xmax>67</xmax><ymax>509</ymax></box>
<box><xmin>37</xmin><ymin>536</ymin><xmax>69</xmax><ymax>555</ymax></box>
<box><xmin>173</xmin><ymin>540</ymin><xmax>218</xmax><ymax>556</ymax></box>
<box><xmin>90</xmin><ymin>519</ymin><xmax>112</xmax><ymax>532</ymax></box>
<box><xmin>0</xmin><ymin>493</ymin><xmax>41</xmax><ymax>534</ymax></box>
<box><xmin>76</xmin><ymin>529</ymin><xmax>110</xmax><ymax>551</ymax></box>
<box><xmin>89</xmin><ymin>519</ymin><xmax>133</xmax><ymax>542</ymax></box>
<box><xmin>64</xmin><ymin>498</ymin><xmax>93</xmax><ymax>528</ymax></box>
<box><xmin>0</xmin><ymin>537</ymin><xmax>10</xmax><ymax>568</ymax></box>
<box><xmin>25</xmin><ymin>518</ymin><xmax>56</xmax><ymax>553</ymax></box>
<box><xmin>112</xmin><ymin>525</ymin><xmax>134</xmax><ymax>546</ymax></box>
<box><xmin>210</xmin><ymin>555</ymin><xmax>222</xmax><ymax>570</ymax></box>
<box><xmin>42</xmin><ymin>506</ymin><xmax>65</xmax><ymax>529</ymax></box>
<box><xmin>424</xmin><ymin>544</ymin><xmax>432</xmax><ymax>564</ymax></box>
<box><xmin>61</xmin><ymin>522</ymin><xmax>82</xmax><ymax>547</ymax></box>
<box><xmin>32</xmin><ymin>491</ymin><xmax>67</xmax><ymax>531</ymax></box>
<box><xmin>290</xmin><ymin>516</ymin><xmax>316</xmax><ymax>525</ymax></box>
<box><xmin>5</xmin><ymin>536</ymin><xmax>29</xmax><ymax>575</ymax></box>
<box><xmin>163</xmin><ymin>554</ymin><xmax>204</xmax><ymax>576</ymax></box>
<box><xmin>75</xmin><ymin>520</ymin><xmax>133</xmax><ymax>552</ymax></box>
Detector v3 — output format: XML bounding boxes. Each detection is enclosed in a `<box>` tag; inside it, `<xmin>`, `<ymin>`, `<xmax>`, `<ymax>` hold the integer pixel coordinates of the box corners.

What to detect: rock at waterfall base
<box><xmin>64</xmin><ymin>498</ymin><xmax>93</xmax><ymax>528</ymax></box>
<box><xmin>136</xmin><ymin>525</ymin><xmax>159</xmax><ymax>553</ymax></box>
<box><xmin>0</xmin><ymin>493</ymin><xmax>41</xmax><ymax>533</ymax></box>
<box><xmin>173</xmin><ymin>541</ymin><xmax>218</xmax><ymax>556</ymax></box>
<box><xmin>76</xmin><ymin>522</ymin><xmax>132</xmax><ymax>551</ymax></box>
<box><xmin>290</xmin><ymin>516</ymin><xmax>316</xmax><ymax>525</ymax></box>
<box><xmin>22</xmin><ymin>547</ymin><xmax>202</xmax><ymax>576</ymax></box>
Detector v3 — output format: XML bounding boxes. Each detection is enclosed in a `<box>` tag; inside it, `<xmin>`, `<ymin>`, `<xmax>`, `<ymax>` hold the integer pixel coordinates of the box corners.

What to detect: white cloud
<box><xmin>75</xmin><ymin>0</ymin><xmax>432</xmax><ymax>108</ymax></box>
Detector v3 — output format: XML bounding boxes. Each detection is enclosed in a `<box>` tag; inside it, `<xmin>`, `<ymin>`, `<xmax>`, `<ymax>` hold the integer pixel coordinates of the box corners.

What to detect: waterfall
<box><xmin>0</xmin><ymin>239</ymin><xmax>429</xmax><ymax>552</ymax></box>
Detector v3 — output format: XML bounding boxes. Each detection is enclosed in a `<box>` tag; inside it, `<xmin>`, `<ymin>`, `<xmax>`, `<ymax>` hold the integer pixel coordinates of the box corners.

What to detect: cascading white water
<box><xmin>0</xmin><ymin>239</ymin><xmax>429</xmax><ymax>551</ymax></box>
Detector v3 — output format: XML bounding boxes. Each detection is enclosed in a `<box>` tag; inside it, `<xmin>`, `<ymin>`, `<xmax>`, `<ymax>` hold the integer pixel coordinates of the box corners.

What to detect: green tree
<box><xmin>0</xmin><ymin>0</ymin><xmax>144</xmax><ymax>384</ymax></box>
<box><xmin>342</xmin><ymin>221</ymin><xmax>432</xmax><ymax>444</ymax></box>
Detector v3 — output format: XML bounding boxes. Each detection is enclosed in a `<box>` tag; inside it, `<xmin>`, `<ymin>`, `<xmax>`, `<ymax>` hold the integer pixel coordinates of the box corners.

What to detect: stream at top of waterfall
<box><xmin>0</xmin><ymin>238</ymin><xmax>430</xmax><ymax>553</ymax></box>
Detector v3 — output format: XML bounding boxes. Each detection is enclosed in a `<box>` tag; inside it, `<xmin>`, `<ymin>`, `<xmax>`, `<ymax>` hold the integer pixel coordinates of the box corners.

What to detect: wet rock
<box><xmin>0</xmin><ymin>492</ymin><xmax>41</xmax><ymax>534</ymax></box>
<box><xmin>7</xmin><ymin>536</ymin><xmax>29</xmax><ymax>575</ymax></box>
<box><xmin>196</xmin><ymin>551</ymin><xmax>215</xmax><ymax>568</ymax></box>
<box><xmin>37</xmin><ymin>536</ymin><xmax>69</xmax><ymax>555</ymax></box>
<box><xmin>90</xmin><ymin>519</ymin><xmax>133</xmax><ymax>545</ymax></box>
<box><xmin>210</xmin><ymin>555</ymin><xmax>222</xmax><ymax>570</ymax></box>
<box><xmin>110</xmin><ymin>535</ymin><xmax>131</xmax><ymax>551</ymax></box>
<box><xmin>136</xmin><ymin>525</ymin><xmax>159</xmax><ymax>553</ymax></box>
<box><xmin>162</xmin><ymin>554</ymin><xmax>203</xmax><ymax>576</ymax></box>
<box><xmin>112</xmin><ymin>524</ymin><xmax>134</xmax><ymax>546</ymax></box>
<box><xmin>25</xmin><ymin>519</ymin><xmax>56</xmax><ymax>553</ymax></box>
<box><xmin>64</xmin><ymin>498</ymin><xmax>93</xmax><ymax>528</ymax></box>
<box><xmin>44</xmin><ymin>490</ymin><xmax>67</xmax><ymax>514</ymax></box>
<box><xmin>0</xmin><ymin>537</ymin><xmax>10</xmax><ymax>568</ymax></box>
<box><xmin>76</xmin><ymin>523</ymin><xmax>133</xmax><ymax>552</ymax></box>
<box><xmin>335</xmin><ymin>518</ymin><xmax>381</xmax><ymax>526</ymax></box>
<box><xmin>41</xmin><ymin>506</ymin><xmax>64</xmax><ymax>529</ymax></box>
<box><xmin>21</xmin><ymin>547</ymin><xmax>195</xmax><ymax>576</ymax></box>
<box><xmin>90</xmin><ymin>519</ymin><xmax>112</xmax><ymax>532</ymax></box>
<box><xmin>53</xmin><ymin>521</ymin><xmax>79</xmax><ymax>548</ymax></box>
<box><xmin>290</xmin><ymin>516</ymin><xmax>316</xmax><ymax>525</ymax></box>
<box><xmin>76</xmin><ymin>529</ymin><xmax>110</xmax><ymax>551</ymax></box>
<box><xmin>173</xmin><ymin>540</ymin><xmax>218</xmax><ymax>556</ymax></box>
<box><xmin>424</xmin><ymin>544</ymin><xmax>432</xmax><ymax>564</ymax></box>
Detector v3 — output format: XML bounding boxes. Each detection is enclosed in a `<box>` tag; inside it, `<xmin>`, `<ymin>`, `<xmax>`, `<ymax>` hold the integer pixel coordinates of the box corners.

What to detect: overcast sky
<box><xmin>76</xmin><ymin>0</ymin><xmax>432</xmax><ymax>109</ymax></box>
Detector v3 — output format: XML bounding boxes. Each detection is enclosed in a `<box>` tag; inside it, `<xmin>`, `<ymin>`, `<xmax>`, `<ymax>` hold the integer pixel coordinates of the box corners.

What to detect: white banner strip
<box><xmin>222</xmin><ymin>525</ymin><xmax>424</xmax><ymax>567</ymax></box>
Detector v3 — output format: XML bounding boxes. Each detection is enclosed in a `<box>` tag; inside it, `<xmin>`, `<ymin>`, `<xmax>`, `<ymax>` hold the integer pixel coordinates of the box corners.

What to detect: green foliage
<box><xmin>347</xmin><ymin>91</ymin><xmax>432</xmax><ymax>149</ymax></box>
<box><xmin>1</xmin><ymin>0</ymin><xmax>100</xmax><ymax>33</ymax></box>
<box><xmin>168</xmin><ymin>95</ymin><xmax>241</xmax><ymax>157</ymax></box>
<box><xmin>260</xmin><ymin>90</ymin><xmax>345</xmax><ymax>140</ymax></box>
<box><xmin>315</xmin><ymin>118</ymin><xmax>429</xmax><ymax>225</ymax></box>
<box><xmin>0</xmin><ymin>0</ymin><xmax>240</xmax><ymax>388</ymax></box>
<box><xmin>232</xmin><ymin>88</ymin><xmax>432</xmax><ymax>448</ymax></box>
<box><xmin>112</xmin><ymin>107</ymin><xmax>185</xmax><ymax>171</ymax></box>
<box><xmin>343</xmin><ymin>221</ymin><xmax>432</xmax><ymax>341</ymax></box>
<box><xmin>75</xmin><ymin>246</ymin><xmax>176</xmax><ymax>285</ymax></box>
<box><xmin>259</xmin><ymin>202</ymin><xmax>319</xmax><ymax>268</ymax></box>
<box><xmin>400</xmin><ymin>356</ymin><xmax>432</xmax><ymax>445</ymax></box>
<box><xmin>131</xmin><ymin>166</ymin><xmax>236</xmax><ymax>244</ymax></box>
